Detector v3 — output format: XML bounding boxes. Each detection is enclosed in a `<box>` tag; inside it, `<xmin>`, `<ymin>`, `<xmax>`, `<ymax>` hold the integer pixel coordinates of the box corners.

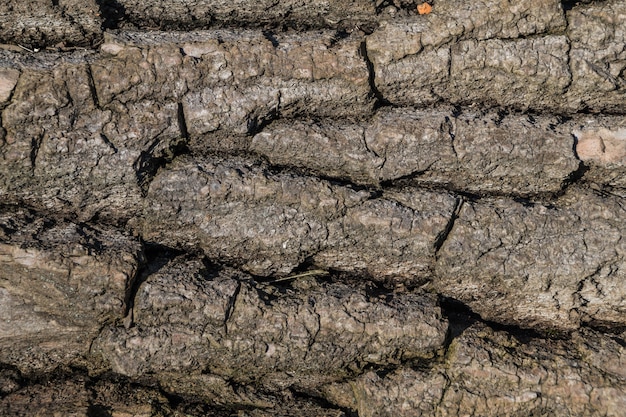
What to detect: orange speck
<box><xmin>417</xmin><ymin>2</ymin><xmax>432</xmax><ymax>14</ymax></box>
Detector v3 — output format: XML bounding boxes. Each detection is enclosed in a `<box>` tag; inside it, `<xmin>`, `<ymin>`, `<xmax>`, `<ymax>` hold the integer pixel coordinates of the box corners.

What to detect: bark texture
<box><xmin>1</xmin><ymin>0</ymin><xmax>626</xmax><ymax>415</ymax></box>
<box><xmin>435</xmin><ymin>187</ymin><xmax>626</xmax><ymax>331</ymax></box>
<box><xmin>0</xmin><ymin>208</ymin><xmax>143</xmax><ymax>374</ymax></box>
<box><xmin>0</xmin><ymin>0</ymin><xmax>102</xmax><ymax>49</ymax></box>
<box><xmin>92</xmin><ymin>256</ymin><xmax>447</xmax><ymax>400</ymax></box>
<box><xmin>322</xmin><ymin>323</ymin><xmax>626</xmax><ymax>417</ymax></box>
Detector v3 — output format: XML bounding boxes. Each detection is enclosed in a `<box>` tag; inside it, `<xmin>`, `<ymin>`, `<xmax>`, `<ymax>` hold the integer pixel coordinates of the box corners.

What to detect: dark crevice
<box><xmin>189</xmin><ymin>150</ymin><xmax>381</xmax><ymax>197</ymax></box>
<box><xmin>94</xmin><ymin>0</ymin><xmax>127</xmax><ymax>30</ymax></box>
<box><xmin>582</xmin><ymin>320</ymin><xmax>626</xmax><ymax>337</ymax></box>
<box><xmin>264</xmin><ymin>254</ymin><xmax>320</xmax><ymax>279</ymax></box>
<box><xmin>442</xmin><ymin>115</ymin><xmax>457</xmax><ymax>158</ymax></box>
<box><xmin>383</xmin><ymin>175</ymin><xmax>569</xmax><ymax>203</ymax></box>
<box><xmin>561</xmin><ymin>0</ymin><xmax>578</xmax><ymax>11</ymax></box>
<box><xmin>262</xmin><ymin>160</ymin><xmax>381</xmax><ymax>196</ymax></box>
<box><xmin>177</xmin><ymin>102</ymin><xmax>189</xmax><ymax>140</ymax></box>
<box><xmin>73</xmin><ymin>223</ymin><xmax>107</xmax><ymax>254</ymax></box>
<box><xmin>86</xmin><ymin>404</ymin><xmax>112</xmax><ymax>417</ymax></box>
<box><xmin>327</xmin><ymin>267</ymin><xmax>419</xmax><ymax>292</ymax></box>
<box><xmin>559</xmin><ymin>133</ymin><xmax>590</xmax><ymax>194</ymax></box>
<box><xmin>246</xmin><ymin>105</ymin><xmax>281</xmax><ymax>136</ymax></box>
<box><xmin>328</xmin><ymin>29</ymin><xmax>351</xmax><ymax>48</ymax></box>
<box><xmin>99</xmin><ymin>134</ymin><xmax>118</xmax><ymax>154</ymax></box>
<box><xmin>223</xmin><ymin>281</ymin><xmax>242</xmax><ymax>331</ymax></box>
<box><xmin>561</xmin><ymin>0</ymin><xmax>600</xmax><ymax>12</ymax></box>
<box><xmin>197</xmin><ymin>257</ymin><xmax>230</xmax><ymax>281</ymax></box>
<box><xmin>262</xmin><ymin>30</ymin><xmax>279</xmax><ymax>47</ymax></box>
<box><xmin>433</xmin><ymin>196</ymin><xmax>463</xmax><ymax>254</ymax></box>
<box><xmin>85</xmin><ymin>65</ymin><xmax>101</xmax><ymax>109</ymax></box>
<box><xmin>359</xmin><ymin>40</ymin><xmax>389</xmax><ymax>110</ymax></box>
<box><xmin>571</xmin><ymin>132</ymin><xmax>583</xmax><ymax>160</ymax></box>
<box><xmin>439</xmin><ymin>296</ymin><xmax>572</xmax><ymax>342</ymax></box>
<box><xmin>122</xmin><ymin>242</ymin><xmax>185</xmax><ymax>324</ymax></box>
<box><xmin>157</xmin><ymin>389</ymin><xmax>234</xmax><ymax>417</ymax></box>
<box><xmin>133</xmin><ymin>147</ymin><xmax>160</xmax><ymax>196</ymax></box>
<box><xmin>290</xmin><ymin>388</ymin><xmax>358</xmax><ymax>417</ymax></box>
<box><xmin>379</xmin><ymin>169</ymin><xmax>428</xmax><ymax>188</ymax></box>
<box><xmin>253</xmin><ymin>260</ymin><xmax>404</xmax><ymax>299</ymax></box>
<box><xmin>512</xmin><ymin>196</ymin><xmax>557</xmax><ymax>210</ymax></box>
<box><xmin>29</xmin><ymin>137</ymin><xmax>41</xmax><ymax>170</ymax></box>
<box><xmin>562</xmin><ymin>161</ymin><xmax>589</xmax><ymax>190</ymax></box>
<box><xmin>612</xmin><ymin>336</ymin><xmax>626</xmax><ymax>349</ymax></box>
<box><xmin>439</xmin><ymin>298</ymin><xmax>480</xmax><ymax>343</ymax></box>
<box><xmin>493</xmin><ymin>108</ymin><xmax>509</xmax><ymax>126</ymax></box>
<box><xmin>134</xmin><ymin>135</ymin><xmax>190</xmax><ymax>196</ymax></box>
<box><xmin>0</xmin><ymin>82</ymin><xmax>17</xmax><ymax>113</ymax></box>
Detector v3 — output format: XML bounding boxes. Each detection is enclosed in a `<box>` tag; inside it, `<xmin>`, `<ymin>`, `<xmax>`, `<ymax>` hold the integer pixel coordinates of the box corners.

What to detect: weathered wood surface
<box><xmin>1</xmin><ymin>0</ymin><xmax>626</xmax><ymax>415</ymax></box>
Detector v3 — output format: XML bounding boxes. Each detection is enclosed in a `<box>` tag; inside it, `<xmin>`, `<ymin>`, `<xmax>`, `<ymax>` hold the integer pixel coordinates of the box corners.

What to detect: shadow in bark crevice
<box><xmin>86</xmin><ymin>405</ymin><xmax>112</xmax><ymax>417</ymax></box>
<box><xmin>289</xmin><ymin>387</ymin><xmax>358</xmax><ymax>417</ymax></box>
<box><xmin>94</xmin><ymin>0</ymin><xmax>127</xmax><ymax>30</ymax></box>
<box><xmin>439</xmin><ymin>296</ymin><xmax>571</xmax><ymax>344</ymax></box>
<box><xmin>562</xmin><ymin>0</ymin><xmax>595</xmax><ymax>12</ymax></box>
<box><xmin>135</xmin><ymin>135</ymin><xmax>190</xmax><ymax>197</ymax></box>
<box><xmin>122</xmin><ymin>242</ymin><xmax>186</xmax><ymax>323</ymax></box>
<box><xmin>359</xmin><ymin>41</ymin><xmax>389</xmax><ymax>110</ymax></box>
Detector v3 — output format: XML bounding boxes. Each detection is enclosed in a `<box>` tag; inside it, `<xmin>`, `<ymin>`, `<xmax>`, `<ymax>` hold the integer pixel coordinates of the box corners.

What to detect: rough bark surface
<box><xmin>1</xmin><ymin>0</ymin><xmax>626</xmax><ymax>415</ymax></box>
<box><xmin>322</xmin><ymin>323</ymin><xmax>626</xmax><ymax>416</ymax></box>
<box><xmin>92</xmin><ymin>256</ymin><xmax>447</xmax><ymax>400</ymax></box>
<box><xmin>108</xmin><ymin>0</ymin><xmax>378</xmax><ymax>30</ymax></box>
<box><xmin>435</xmin><ymin>187</ymin><xmax>626</xmax><ymax>331</ymax></box>
<box><xmin>136</xmin><ymin>155</ymin><xmax>458</xmax><ymax>280</ymax></box>
<box><xmin>0</xmin><ymin>0</ymin><xmax>102</xmax><ymax>49</ymax></box>
<box><xmin>0</xmin><ymin>208</ymin><xmax>143</xmax><ymax>374</ymax></box>
<box><xmin>251</xmin><ymin>108</ymin><xmax>582</xmax><ymax>194</ymax></box>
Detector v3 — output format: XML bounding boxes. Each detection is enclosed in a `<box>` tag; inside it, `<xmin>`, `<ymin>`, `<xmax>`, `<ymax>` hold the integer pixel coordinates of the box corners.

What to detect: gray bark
<box><xmin>0</xmin><ymin>0</ymin><xmax>102</xmax><ymax>49</ymax></box>
<box><xmin>137</xmin><ymin>155</ymin><xmax>457</xmax><ymax>280</ymax></box>
<box><xmin>322</xmin><ymin>323</ymin><xmax>626</xmax><ymax>417</ymax></box>
<box><xmin>0</xmin><ymin>208</ymin><xmax>143</xmax><ymax>374</ymax></box>
<box><xmin>251</xmin><ymin>108</ymin><xmax>581</xmax><ymax>195</ymax></box>
<box><xmin>1</xmin><ymin>0</ymin><xmax>626</xmax><ymax>415</ymax></box>
<box><xmin>368</xmin><ymin>0</ymin><xmax>626</xmax><ymax>113</ymax></box>
<box><xmin>109</xmin><ymin>0</ymin><xmax>377</xmax><ymax>30</ymax></box>
<box><xmin>92</xmin><ymin>256</ymin><xmax>446</xmax><ymax>398</ymax></box>
<box><xmin>435</xmin><ymin>187</ymin><xmax>626</xmax><ymax>331</ymax></box>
